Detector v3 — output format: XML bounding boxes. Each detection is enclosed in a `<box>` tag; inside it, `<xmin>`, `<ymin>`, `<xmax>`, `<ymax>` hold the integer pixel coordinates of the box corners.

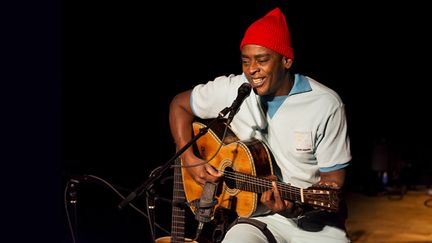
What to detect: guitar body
<box><xmin>155</xmin><ymin>236</ymin><xmax>197</xmax><ymax>243</ymax></box>
<box><xmin>182</xmin><ymin>120</ymin><xmax>275</xmax><ymax>218</ymax></box>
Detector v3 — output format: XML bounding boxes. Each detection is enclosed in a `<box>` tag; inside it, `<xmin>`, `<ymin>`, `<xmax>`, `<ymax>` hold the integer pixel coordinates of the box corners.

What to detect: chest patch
<box><xmin>294</xmin><ymin>131</ymin><xmax>312</xmax><ymax>153</ymax></box>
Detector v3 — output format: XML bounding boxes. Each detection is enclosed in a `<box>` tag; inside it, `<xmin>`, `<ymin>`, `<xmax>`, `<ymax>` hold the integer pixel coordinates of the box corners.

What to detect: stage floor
<box><xmin>346</xmin><ymin>187</ymin><xmax>432</xmax><ymax>242</ymax></box>
<box><xmin>63</xmin><ymin>181</ymin><xmax>432</xmax><ymax>243</ymax></box>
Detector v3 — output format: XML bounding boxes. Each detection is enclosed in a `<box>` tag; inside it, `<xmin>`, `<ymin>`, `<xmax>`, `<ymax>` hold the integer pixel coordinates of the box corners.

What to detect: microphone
<box><xmin>194</xmin><ymin>182</ymin><xmax>219</xmax><ymax>240</ymax></box>
<box><xmin>226</xmin><ymin>82</ymin><xmax>252</xmax><ymax>123</ymax></box>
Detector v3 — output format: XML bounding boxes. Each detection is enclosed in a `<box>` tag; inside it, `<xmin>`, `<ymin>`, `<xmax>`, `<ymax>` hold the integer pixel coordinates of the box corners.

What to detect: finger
<box><xmin>330</xmin><ymin>182</ymin><xmax>340</xmax><ymax>189</ymax></box>
<box><xmin>272</xmin><ymin>181</ymin><xmax>281</xmax><ymax>199</ymax></box>
<box><xmin>271</xmin><ymin>181</ymin><xmax>286</xmax><ymax>211</ymax></box>
<box><xmin>194</xmin><ymin>177</ymin><xmax>205</xmax><ymax>187</ymax></box>
<box><xmin>265</xmin><ymin>175</ymin><xmax>278</xmax><ymax>181</ymax></box>
<box><xmin>317</xmin><ymin>181</ymin><xmax>340</xmax><ymax>189</ymax></box>
<box><xmin>260</xmin><ymin>190</ymin><xmax>272</xmax><ymax>204</ymax></box>
<box><xmin>206</xmin><ymin>165</ymin><xmax>223</xmax><ymax>177</ymax></box>
<box><xmin>283</xmin><ymin>200</ymin><xmax>293</xmax><ymax>209</ymax></box>
<box><xmin>285</xmin><ymin>200</ymin><xmax>293</xmax><ymax>207</ymax></box>
<box><xmin>204</xmin><ymin>170</ymin><xmax>220</xmax><ymax>183</ymax></box>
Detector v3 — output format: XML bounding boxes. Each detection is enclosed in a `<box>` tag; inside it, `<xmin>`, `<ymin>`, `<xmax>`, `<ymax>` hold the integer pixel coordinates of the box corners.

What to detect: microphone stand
<box><xmin>117</xmin><ymin>107</ymin><xmax>232</xmax><ymax>243</ymax></box>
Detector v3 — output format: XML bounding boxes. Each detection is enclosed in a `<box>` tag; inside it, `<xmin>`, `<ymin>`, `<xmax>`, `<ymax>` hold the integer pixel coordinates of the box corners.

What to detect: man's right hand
<box><xmin>182</xmin><ymin>155</ymin><xmax>222</xmax><ymax>187</ymax></box>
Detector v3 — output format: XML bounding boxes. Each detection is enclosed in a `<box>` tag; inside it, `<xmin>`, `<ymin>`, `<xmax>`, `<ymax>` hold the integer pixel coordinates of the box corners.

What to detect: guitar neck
<box><xmin>223</xmin><ymin>168</ymin><xmax>341</xmax><ymax>212</ymax></box>
<box><xmin>223</xmin><ymin>169</ymin><xmax>303</xmax><ymax>202</ymax></box>
<box><xmin>171</xmin><ymin>159</ymin><xmax>186</xmax><ymax>243</ymax></box>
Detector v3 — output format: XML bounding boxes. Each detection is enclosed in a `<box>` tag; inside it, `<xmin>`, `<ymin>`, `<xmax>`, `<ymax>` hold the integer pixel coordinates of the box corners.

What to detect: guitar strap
<box><xmin>227</xmin><ymin>217</ymin><xmax>276</xmax><ymax>243</ymax></box>
<box><xmin>211</xmin><ymin>207</ymin><xmax>238</xmax><ymax>243</ymax></box>
<box><xmin>294</xmin><ymin>201</ymin><xmax>348</xmax><ymax>232</ymax></box>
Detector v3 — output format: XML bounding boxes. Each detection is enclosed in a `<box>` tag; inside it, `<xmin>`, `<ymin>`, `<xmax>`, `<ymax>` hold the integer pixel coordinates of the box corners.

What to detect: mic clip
<box><xmin>218</xmin><ymin>107</ymin><xmax>231</xmax><ymax>118</ymax></box>
<box><xmin>191</xmin><ymin>198</ymin><xmax>218</xmax><ymax>223</ymax></box>
<box><xmin>194</xmin><ymin>182</ymin><xmax>219</xmax><ymax>223</ymax></box>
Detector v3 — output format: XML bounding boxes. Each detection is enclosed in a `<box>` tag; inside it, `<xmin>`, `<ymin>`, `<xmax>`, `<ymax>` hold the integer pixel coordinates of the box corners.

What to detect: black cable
<box><xmin>62</xmin><ymin>174</ymin><xmax>170</xmax><ymax>243</ymax></box>
<box><xmin>85</xmin><ymin>175</ymin><xmax>170</xmax><ymax>235</ymax></box>
<box><xmin>64</xmin><ymin>180</ymin><xmax>78</xmax><ymax>243</ymax></box>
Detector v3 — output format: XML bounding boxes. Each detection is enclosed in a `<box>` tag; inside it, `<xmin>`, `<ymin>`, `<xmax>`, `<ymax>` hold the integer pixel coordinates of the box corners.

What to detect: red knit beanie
<box><xmin>240</xmin><ymin>7</ymin><xmax>294</xmax><ymax>59</ymax></box>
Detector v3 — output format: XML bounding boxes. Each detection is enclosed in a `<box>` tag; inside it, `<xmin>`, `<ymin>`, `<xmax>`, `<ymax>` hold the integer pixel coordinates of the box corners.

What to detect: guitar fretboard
<box><xmin>171</xmin><ymin>158</ymin><xmax>186</xmax><ymax>243</ymax></box>
<box><xmin>223</xmin><ymin>169</ymin><xmax>303</xmax><ymax>202</ymax></box>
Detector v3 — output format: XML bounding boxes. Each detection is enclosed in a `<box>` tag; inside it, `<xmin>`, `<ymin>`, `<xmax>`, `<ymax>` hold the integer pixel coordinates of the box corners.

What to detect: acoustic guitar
<box><xmin>155</xmin><ymin>158</ymin><xmax>198</xmax><ymax>243</ymax></box>
<box><xmin>182</xmin><ymin>120</ymin><xmax>341</xmax><ymax>218</ymax></box>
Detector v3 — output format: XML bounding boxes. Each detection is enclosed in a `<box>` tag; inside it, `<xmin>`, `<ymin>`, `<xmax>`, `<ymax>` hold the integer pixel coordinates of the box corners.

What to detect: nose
<box><xmin>246</xmin><ymin>60</ymin><xmax>259</xmax><ymax>74</ymax></box>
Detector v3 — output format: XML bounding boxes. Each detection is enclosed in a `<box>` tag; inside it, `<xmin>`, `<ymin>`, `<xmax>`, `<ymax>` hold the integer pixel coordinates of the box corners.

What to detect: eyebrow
<box><xmin>241</xmin><ymin>53</ymin><xmax>272</xmax><ymax>59</ymax></box>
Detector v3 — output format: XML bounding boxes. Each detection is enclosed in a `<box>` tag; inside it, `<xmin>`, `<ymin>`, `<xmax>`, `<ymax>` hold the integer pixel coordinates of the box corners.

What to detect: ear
<box><xmin>282</xmin><ymin>57</ymin><xmax>293</xmax><ymax>69</ymax></box>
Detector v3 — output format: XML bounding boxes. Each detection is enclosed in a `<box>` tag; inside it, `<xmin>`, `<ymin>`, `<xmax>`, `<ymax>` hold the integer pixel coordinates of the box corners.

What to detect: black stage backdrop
<box><xmin>55</xmin><ymin>1</ymin><xmax>431</xmax><ymax>242</ymax></box>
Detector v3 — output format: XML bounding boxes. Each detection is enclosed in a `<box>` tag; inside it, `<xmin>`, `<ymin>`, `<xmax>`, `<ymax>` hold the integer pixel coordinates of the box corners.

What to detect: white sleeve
<box><xmin>191</xmin><ymin>75</ymin><xmax>244</xmax><ymax>119</ymax></box>
<box><xmin>315</xmin><ymin>104</ymin><xmax>352</xmax><ymax>168</ymax></box>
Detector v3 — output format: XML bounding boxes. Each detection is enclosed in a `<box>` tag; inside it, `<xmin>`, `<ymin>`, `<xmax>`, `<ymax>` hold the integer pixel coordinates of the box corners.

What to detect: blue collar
<box><xmin>260</xmin><ymin>74</ymin><xmax>312</xmax><ymax>118</ymax></box>
<box><xmin>289</xmin><ymin>74</ymin><xmax>312</xmax><ymax>96</ymax></box>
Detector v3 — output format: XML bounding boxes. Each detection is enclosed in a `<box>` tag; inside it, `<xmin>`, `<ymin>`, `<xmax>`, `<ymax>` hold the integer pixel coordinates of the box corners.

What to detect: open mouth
<box><xmin>251</xmin><ymin>77</ymin><xmax>265</xmax><ymax>88</ymax></box>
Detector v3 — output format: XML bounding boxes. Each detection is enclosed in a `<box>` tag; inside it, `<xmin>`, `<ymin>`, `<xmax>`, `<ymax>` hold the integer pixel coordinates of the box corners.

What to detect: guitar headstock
<box><xmin>302</xmin><ymin>186</ymin><xmax>341</xmax><ymax>212</ymax></box>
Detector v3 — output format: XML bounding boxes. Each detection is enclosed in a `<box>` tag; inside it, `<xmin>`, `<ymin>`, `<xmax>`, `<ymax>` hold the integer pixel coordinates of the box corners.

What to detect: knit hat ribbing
<box><xmin>240</xmin><ymin>7</ymin><xmax>294</xmax><ymax>59</ymax></box>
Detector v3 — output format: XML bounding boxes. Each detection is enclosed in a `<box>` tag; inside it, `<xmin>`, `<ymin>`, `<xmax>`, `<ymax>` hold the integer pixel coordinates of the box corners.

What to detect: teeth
<box><xmin>252</xmin><ymin>77</ymin><xmax>264</xmax><ymax>86</ymax></box>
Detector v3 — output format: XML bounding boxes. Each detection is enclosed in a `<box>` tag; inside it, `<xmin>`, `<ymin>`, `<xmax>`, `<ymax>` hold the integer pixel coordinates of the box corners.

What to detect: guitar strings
<box><xmin>221</xmin><ymin>171</ymin><xmax>337</xmax><ymax>209</ymax></box>
<box><xmin>221</xmin><ymin>170</ymin><xmax>335</xmax><ymax>205</ymax></box>
<box><xmin>171</xmin><ymin>158</ymin><xmax>188</xmax><ymax>241</ymax></box>
<box><xmin>222</xmin><ymin>170</ymin><xmax>302</xmax><ymax>196</ymax></box>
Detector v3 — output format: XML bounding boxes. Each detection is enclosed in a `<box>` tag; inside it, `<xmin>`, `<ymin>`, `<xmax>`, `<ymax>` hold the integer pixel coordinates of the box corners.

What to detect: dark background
<box><xmin>7</xmin><ymin>0</ymin><xmax>431</xmax><ymax>243</ymax></box>
<box><xmin>63</xmin><ymin>0</ymin><xmax>432</xmax><ymax>183</ymax></box>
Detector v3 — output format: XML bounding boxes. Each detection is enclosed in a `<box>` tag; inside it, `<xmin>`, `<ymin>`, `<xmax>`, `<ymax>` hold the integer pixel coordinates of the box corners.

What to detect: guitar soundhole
<box><xmin>224</xmin><ymin>167</ymin><xmax>236</xmax><ymax>189</ymax></box>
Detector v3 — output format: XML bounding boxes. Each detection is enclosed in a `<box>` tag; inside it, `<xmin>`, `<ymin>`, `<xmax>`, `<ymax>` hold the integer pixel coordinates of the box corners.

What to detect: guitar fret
<box><xmin>299</xmin><ymin>188</ymin><xmax>304</xmax><ymax>202</ymax></box>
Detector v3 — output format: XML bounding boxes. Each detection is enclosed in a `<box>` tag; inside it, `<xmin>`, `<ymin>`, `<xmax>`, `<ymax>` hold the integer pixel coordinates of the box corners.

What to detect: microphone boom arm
<box><xmin>117</xmin><ymin>109</ymin><xmax>230</xmax><ymax>210</ymax></box>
